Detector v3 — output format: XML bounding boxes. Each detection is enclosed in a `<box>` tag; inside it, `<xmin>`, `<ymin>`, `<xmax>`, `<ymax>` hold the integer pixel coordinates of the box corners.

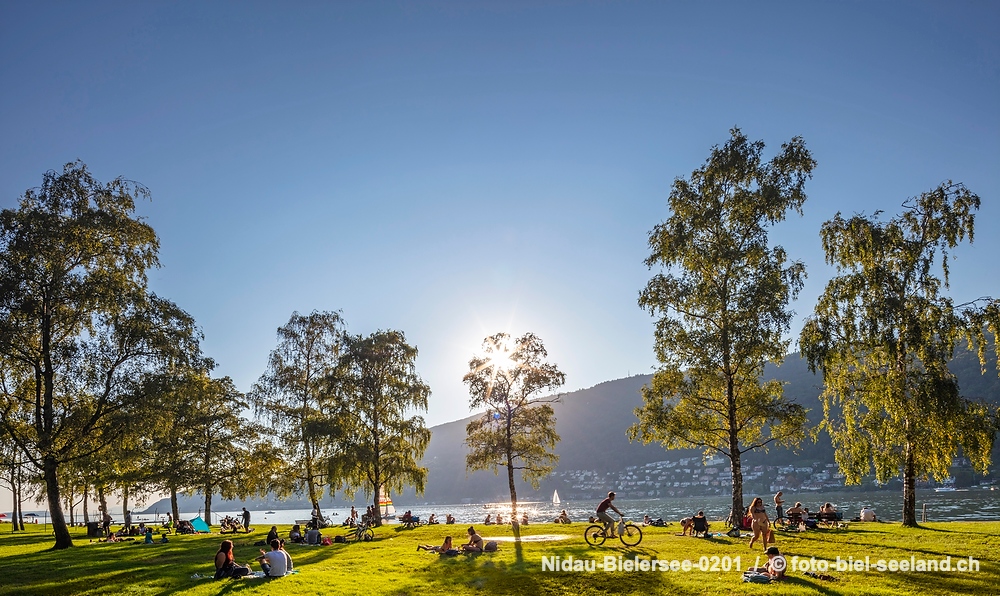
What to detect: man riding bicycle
<box><xmin>596</xmin><ymin>491</ymin><xmax>624</xmax><ymax>538</ymax></box>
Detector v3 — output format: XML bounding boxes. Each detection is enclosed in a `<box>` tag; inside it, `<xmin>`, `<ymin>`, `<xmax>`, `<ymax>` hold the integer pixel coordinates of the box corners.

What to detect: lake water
<box><xmin>166</xmin><ymin>487</ymin><xmax>1000</xmax><ymax>527</ymax></box>
<box><xmin>12</xmin><ymin>487</ymin><xmax>995</xmax><ymax>527</ymax></box>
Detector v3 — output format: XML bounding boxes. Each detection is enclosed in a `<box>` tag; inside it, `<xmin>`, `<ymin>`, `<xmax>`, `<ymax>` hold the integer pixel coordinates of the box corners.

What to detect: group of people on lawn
<box><xmin>214</xmin><ymin>538</ymin><xmax>293</xmax><ymax>579</ymax></box>
<box><xmin>210</xmin><ymin>491</ymin><xmax>876</xmax><ymax>581</ymax></box>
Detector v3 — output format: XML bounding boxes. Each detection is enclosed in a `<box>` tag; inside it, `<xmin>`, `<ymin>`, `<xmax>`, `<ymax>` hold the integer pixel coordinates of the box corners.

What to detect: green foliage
<box><xmin>146</xmin><ymin>370</ymin><xmax>263</xmax><ymax>522</ymax></box>
<box><xmin>630</xmin><ymin>129</ymin><xmax>814</xmax><ymax>520</ymax></box>
<box><xmin>464</xmin><ymin>332</ymin><xmax>565</xmax><ymax>516</ymax></box>
<box><xmin>252</xmin><ymin>311</ymin><xmax>345</xmax><ymax>515</ymax></box>
<box><xmin>0</xmin><ymin>161</ymin><xmax>202</xmax><ymax>548</ymax></box>
<box><xmin>326</xmin><ymin>330</ymin><xmax>431</xmax><ymax>524</ymax></box>
<box><xmin>800</xmin><ymin>182</ymin><xmax>1000</xmax><ymax>525</ymax></box>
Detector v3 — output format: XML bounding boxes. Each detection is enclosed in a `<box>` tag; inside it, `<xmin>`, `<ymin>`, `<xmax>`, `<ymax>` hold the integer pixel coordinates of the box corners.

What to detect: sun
<box><xmin>488</xmin><ymin>347</ymin><xmax>515</xmax><ymax>374</ymax></box>
<box><xmin>483</xmin><ymin>335</ymin><xmax>518</xmax><ymax>380</ymax></box>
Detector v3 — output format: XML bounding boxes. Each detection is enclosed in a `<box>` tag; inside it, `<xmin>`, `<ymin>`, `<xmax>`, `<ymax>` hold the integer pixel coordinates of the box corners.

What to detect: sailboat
<box><xmin>378</xmin><ymin>487</ymin><xmax>396</xmax><ymax>520</ymax></box>
<box><xmin>552</xmin><ymin>490</ymin><xmax>560</xmax><ymax>506</ymax></box>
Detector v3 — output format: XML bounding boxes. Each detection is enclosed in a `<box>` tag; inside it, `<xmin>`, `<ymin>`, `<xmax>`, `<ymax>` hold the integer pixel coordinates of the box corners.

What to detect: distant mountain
<box><xmin>143</xmin><ymin>348</ymin><xmax>1000</xmax><ymax>512</ymax></box>
<box><xmin>399</xmin><ymin>348</ymin><xmax>999</xmax><ymax>504</ymax></box>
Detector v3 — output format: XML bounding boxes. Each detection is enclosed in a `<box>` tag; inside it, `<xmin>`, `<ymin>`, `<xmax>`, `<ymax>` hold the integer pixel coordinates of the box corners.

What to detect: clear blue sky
<box><xmin>2</xmin><ymin>1</ymin><xmax>998</xmax><ymax>433</ymax></box>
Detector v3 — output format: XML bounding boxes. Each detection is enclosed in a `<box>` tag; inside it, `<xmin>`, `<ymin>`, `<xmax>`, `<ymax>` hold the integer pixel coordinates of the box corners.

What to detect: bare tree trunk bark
<box><xmin>170</xmin><ymin>485</ymin><xmax>179</xmax><ymax>527</ymax></box>
<box><xmin>122</xmin><ymin>485</ymin><xmax>129</xmax><ymax>528</ymax></box>
<box><xmin>44</xmin><ymin>454</ymin><xmax>72</xmax><ymax>548</ymax></box>
<box><xmin>203</xmin><ymin>490</ymin><xmax>213</xmax><ymax>526</ymax></box>
<box><xmin>902</xmin><ymin>440</ymin><xmax>918</xmax><ymax>527</ymax></box>
<box><xmin>66</xmin><ymin>485</ymin><xmax>75</xmax><ymax>527</ymax></box>
<box><xmin>10</xmin><ymin>464</ymin><xmax>20</xmax><ymax>533</ymax></box>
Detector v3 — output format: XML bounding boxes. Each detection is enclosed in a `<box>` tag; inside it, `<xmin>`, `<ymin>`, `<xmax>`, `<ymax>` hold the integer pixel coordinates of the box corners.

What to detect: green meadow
<box><xmin>1</xmin><ymin>521</ymin><xmax>996</xmax><ymax>595</ymax></box>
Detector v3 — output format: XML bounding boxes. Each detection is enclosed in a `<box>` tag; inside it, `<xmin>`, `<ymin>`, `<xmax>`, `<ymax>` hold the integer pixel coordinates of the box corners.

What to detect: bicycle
<box><xmin>584</xmin><ymin>517</ymin><xmax>642</xmax><ymax>547</ymax></box>
<box><xmin>346</xmin><ymin>519</ymin><xmax>375</xmax><ymax>542</ymax></box>
<box><xmin>772</xmin><ymin>512</ymin><xmax>803</xmax><ymax>531</ymax></box>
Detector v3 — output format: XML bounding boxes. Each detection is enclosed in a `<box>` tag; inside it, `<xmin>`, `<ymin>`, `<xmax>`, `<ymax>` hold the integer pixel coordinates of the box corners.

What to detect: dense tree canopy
<box><xmin>252</xmin><ymin>311</ymin><xmax>345</xmax><ymax>518</ymax></box>
<box><xmin>326</xmin><ymin>330</ymin><xmax>431</xmax><ymax>527</ymax></box>
<box><xmin>464</xmin><ymin>332</ymin><xmax>565</xmax><ymax>524</ymax></box>
<box><xmin>800</xmin><ymin>182</ymin><xmax>1000</xmax><ymax>526</ymax></box>
<box><xmin>0</xmin><ymin>162</ymin><xmax>202</xmax><ymax>549</ymax></box>
<box><xmin>629</xmin><ymin>129</ymin><xmax>814</xmax><ymax>525</ymax></box>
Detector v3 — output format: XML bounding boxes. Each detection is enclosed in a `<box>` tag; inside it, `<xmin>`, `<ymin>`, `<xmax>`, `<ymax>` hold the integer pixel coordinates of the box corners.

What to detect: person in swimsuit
<box><xmin>747</xmin><ymin>497</ymin><xmax>772</xmax><ymax>551</ymax></box>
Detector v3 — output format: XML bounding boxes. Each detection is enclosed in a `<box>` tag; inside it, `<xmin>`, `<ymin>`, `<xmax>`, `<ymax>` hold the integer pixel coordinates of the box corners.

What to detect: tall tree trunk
<box><xmin>506</xmin><ymin>406</ymin><xmax>519</xmax><ymax>526</ymax></box>
<box><xmin>203</xmin><ymin>489</ymin><xmax>213</xmax><ymax>525</ymax></box>
<box><xmin>43</xmin><ymin>454</ymin><xmax>72</xmax><ymax>548</ymax></box>
<box><xmin>169</xmin><ymin>484</ymin><xmax>179</xmax><ymax>526</ymax></box>
<box><xmin>902</xmin><ymin>439</ymin><xmax>918</xmax><ymax>527</ymax></box>
<box><xmin>373</xmin><ymin>470</ymin><xmax>382</xmax><ymax>528</ymax></box>
<box><xmin>83</xmin><ymin>484</ymin><xmax>89</xmax><ymax>524</ymax></box>
<box><xmin>122</xmin><ymin>485</ymin><xmax>129</xmax><ymax>525</ymax></box>
<box><xmin>15</xmin><ymin>463</ymin><xmax>24</xmax><ymax>531</ymax></box>
<box><xmin>97</xmin><ymin>484</ymin><xmax>108</xmax><ymax>527</ymax></box>
<box><xmin>10</xmin><ymin>464</ymin><xmax>19</xmax><ymax>533</ymax></box>
<box><xmin>729</xmin><ymin>452</ymin><xmax>744</xmax><ymax>527</ymax></box>
<box><xmin>66</xmin><ymin>485</ymin><xmax>75</xmax><ymax>527</ymax></box>
<box><xmin>727</xmin><ymin>370</ymin><xmax>745</xmax><ymax>528</ymax></box>
<box><xmin>507</xmin><ymin>453</ymin><xmax>519</xmax><ymax>523</ymax></box>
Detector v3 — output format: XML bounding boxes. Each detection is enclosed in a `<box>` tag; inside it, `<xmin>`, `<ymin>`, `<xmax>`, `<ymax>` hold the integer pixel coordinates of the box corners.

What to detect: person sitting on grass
<box><xmin>462</xmin><ymin>526</ymin><xmax>484</xmax><ymax>553</ymax></box>
<box><xmin>279</xmin><ymin>539</ymin><xmax>293</xmax><ymax>572</ymax></box>
<box><xmin>679</xmin><ymin>515</ymin><xmax>693</xmax><ymax>536</ymax></box>
<box><xmin>417</xmin><ymin>536</ymin><xmax>453</xmax><ymax>553</ymax></box>
<box><xmin>427</xmin><ymin>514</ymin><xmax>438</xmax><ymax>525</ymax></box>
<box><xmin>306</xmin><ymin>526</ymin><xmax>322</xmax><ymax>545</ymax></box>
<box><xmin>446</xmin><ymin>513</ymin><xmax>456</xmax><ymax>524</ymax></box>
<box><xmin>144</xmin><ymin>527</ymin><xmax>154</xmax><ymax>544</ymax></box>
<box><xmin>290</xmin><ymin>524</ymin><xmax>303</xmax><ymax>543</ymax></box>
<box><xmin>496</xmin><ymin>514</ymin><xmax>504</xmax><ymax>525</ymax></box>
<box><xmin>484</xmin><ymin>514</ymin><xmax>492</xmax><ymax>525</ymax></box>
<box><xmin>750</xmin><ymin>546</ymin><xmax>785</xmax><ymax>580</ymax></box>
<box><xmin>256</xmin><ymin>539</ymin><xmax>289</xmax><ymax>578</ymax></box>
<box><xmin>555</xmin><ymin>510</ymin><xmax>571</xmax><ymax>524</ymax></box>
<box><xmin>214</xmin><ymin>539</ymin><xmax>250</xmax><ymax>579</ymax></box>
<box><xmin>266</xmin><ymin>526</ymin><xmax>279</xmax><ymax>544</ymax></box>
<box><xmin>521</xmin><ymin>513</ymin><xmax>529</xmax><ymax>526</ymax></box>
<box><xmin>692</xmin><ymin>510</ymin><xmax>710</xmax><ymax>535</ymax></box>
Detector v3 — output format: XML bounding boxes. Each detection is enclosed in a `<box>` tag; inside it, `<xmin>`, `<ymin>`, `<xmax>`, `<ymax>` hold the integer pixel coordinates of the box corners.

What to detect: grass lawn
<box><xmin>0</xmin><ymin>520</ymin><xmax>996</xmax><ymax>595</ymax></box>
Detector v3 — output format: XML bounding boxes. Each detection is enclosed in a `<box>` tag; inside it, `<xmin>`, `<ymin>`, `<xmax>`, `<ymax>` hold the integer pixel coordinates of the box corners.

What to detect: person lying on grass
<box><xmin>462</xmin><ymin>527</ymin><xmax>484</xmax><ymax>553</ymax></box>
<box><xmin>417</xmin><ymin>536</ymin><xmax>453</xmax><ymax>553</ymax></box>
